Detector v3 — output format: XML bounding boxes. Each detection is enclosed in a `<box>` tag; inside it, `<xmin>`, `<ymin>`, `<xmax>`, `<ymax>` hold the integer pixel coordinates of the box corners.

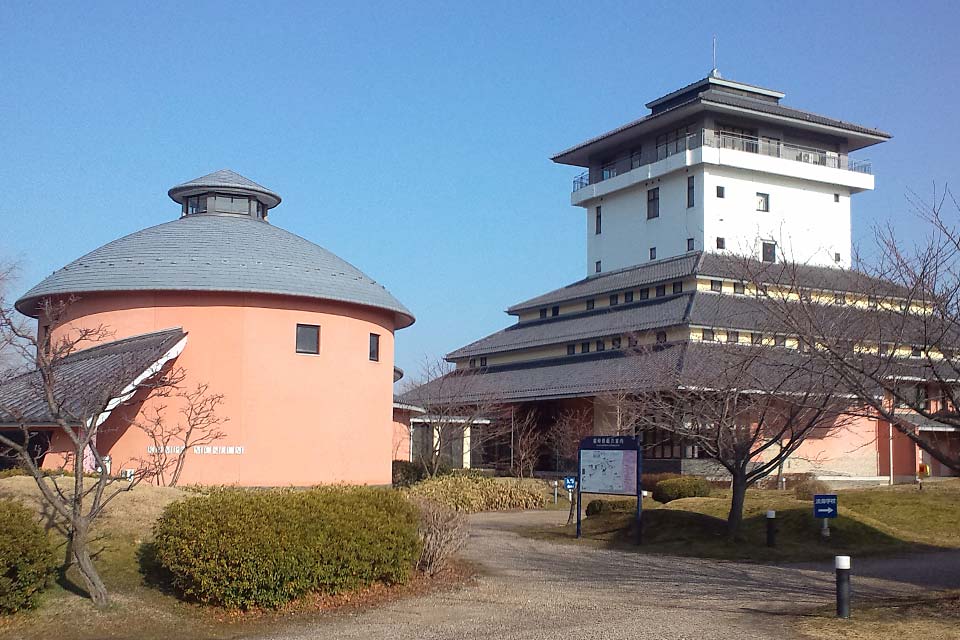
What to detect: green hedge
<box><xmin>652</xmin><ymin>477</ymin><xmax>712</xmax><ymax>503</ymax></box>
<box><xmin>0</xmin><ymin>499</ymin><xmax>57</xmax><ymax>614</ymax></box>
<box><xmin>407</xmin><ymin>475</ymin><xmax>544</xmax><ymax>513</ymax></box>
<box><xmin>152</xmin><ymin>487</ymin><xmax>421</xmax><ymax>609</ymax></box>
<box><xmin>585</xmin><ymin>498</ymin><xmax>637</xmax><ymax>516</ymax></box>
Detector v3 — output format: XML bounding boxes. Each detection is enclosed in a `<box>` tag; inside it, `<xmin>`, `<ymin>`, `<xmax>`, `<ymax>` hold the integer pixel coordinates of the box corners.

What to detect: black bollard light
<box><xmin>766</xmin><ymin>510</ymin><xmax>776</xmax><ymax>547</ymax></box>
<box><xmin>835</xmin><ymin>555</ymin><xmax>851</xmax><ymax>618</ymax></box>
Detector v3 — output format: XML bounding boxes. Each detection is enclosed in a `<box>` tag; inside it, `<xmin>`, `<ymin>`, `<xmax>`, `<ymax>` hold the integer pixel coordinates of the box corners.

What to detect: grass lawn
<box><xmin>796</xmin><ymin>590</ymin><xmax>960</xmax><ymax>640</ymax></box>
<box><xmin>0</xmin><ymin>476</ymin><xmax>467</xmax><ymax>640</ymax></box>
<box><xmin>523</xmin><ymin>479</ymin><xmax>960</xmax><ymax>563</ymax></box>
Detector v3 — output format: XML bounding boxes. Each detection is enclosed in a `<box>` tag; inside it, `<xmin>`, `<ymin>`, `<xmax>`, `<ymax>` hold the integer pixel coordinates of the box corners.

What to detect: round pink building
<box><xmin>15</xmin><ymin>170</ymin><xmax>414</xmax><ymax>486</ymax></box>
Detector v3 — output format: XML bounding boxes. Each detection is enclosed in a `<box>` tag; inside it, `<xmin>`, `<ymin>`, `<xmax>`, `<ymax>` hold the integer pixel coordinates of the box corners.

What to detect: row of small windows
<box><xmin>566</xmin><ymin>331</ymin><xmax>668</xmax><ymax>355</ymax></box>
<box><xmin>536</xmin><ymin>281</ymin><xmax>686</xmax><ymax>319</ymax></box>
<box><xmin>468</xmin><ymin>356</ymin><xmax>488</xmax><ymax>368</ymax></box>
<box><xmin>295</xmin><ymin>323</ymin><xmax>380</xmax><ymax>361</ymax></box>
<box><xmin>701</xmin><ymin>327</ymin><xmax>929</xmax><ymax>358</ymax></box>
<box><xmin>185</xmin><ymin>193</ymin><xmax>267</xmax><ymax>218</ymax></box>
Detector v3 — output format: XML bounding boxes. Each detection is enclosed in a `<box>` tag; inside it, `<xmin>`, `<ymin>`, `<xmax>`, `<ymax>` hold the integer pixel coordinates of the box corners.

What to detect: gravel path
<box><xmin>261</xmin><ymin>510</ymin><xmax>960</xmax><ymax>640</ymax></box>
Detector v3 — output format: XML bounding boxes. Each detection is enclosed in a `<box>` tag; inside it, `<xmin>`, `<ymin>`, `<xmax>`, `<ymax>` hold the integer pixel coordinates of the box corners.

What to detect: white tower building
<box><xmin>552</xmin><ymin>73</ymin><xmax>890</xmax><ymax>274</ymax></box>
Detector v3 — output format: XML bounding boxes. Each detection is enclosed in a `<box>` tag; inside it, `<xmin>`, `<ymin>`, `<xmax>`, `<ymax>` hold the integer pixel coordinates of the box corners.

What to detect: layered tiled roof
<box><xmin>452</xmin><ymin>294</ymin><xmax>691</xmax><ymax>358</ymax></box>
<box><xmin>0</xmin><ymin>328</ymin><xmax>186</xmax><ymax>425</ymax></box>
<box><xmin>16</xmin><ymin>214</ymin><xmax>414</xmax><ymax>327</ymax></box>
<box><xmin>167</xmin><ymin>169</ymin><xmax>282</xmax><ymax>208</ymax></box>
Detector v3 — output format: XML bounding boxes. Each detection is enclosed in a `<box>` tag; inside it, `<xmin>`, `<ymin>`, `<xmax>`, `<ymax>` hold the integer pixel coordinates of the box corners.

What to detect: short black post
<box><xmin>835</xmin><ymin>555</ymin><xmax>851</xmax><ymax>618</ymax></box>
<box><xmin>766</xmin><ymin>510</ymin><xmax>776</xmax><ymax>547</ymax></box>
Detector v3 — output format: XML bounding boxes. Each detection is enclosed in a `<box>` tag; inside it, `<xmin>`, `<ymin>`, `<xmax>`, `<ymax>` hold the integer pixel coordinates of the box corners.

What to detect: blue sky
<box><xmin>1</xmin><ymin>1</ymin><xmax>957</xmax><ymax>376</ymax></box>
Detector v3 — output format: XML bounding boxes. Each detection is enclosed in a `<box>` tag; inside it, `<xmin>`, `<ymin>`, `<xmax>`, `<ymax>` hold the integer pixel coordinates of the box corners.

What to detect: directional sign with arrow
<box><xmin>813</xmin><ymin>494</ymin><xmax>838</xmax><ymax>519</ymax></box>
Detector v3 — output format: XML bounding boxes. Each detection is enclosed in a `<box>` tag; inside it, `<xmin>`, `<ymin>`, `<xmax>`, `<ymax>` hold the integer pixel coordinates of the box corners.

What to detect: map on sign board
<box><xmin>580</xmin><ymin>449</ymin><xmax>637</xmax><ymax>495</ymax></box>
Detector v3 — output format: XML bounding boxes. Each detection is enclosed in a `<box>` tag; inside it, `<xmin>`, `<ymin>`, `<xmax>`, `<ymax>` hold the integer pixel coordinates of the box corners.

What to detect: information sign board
<box><xmin>563</xmin><ymin>476</ymin><xmax>576</xmax><ymax>491</ymax></box>
<box><xmin>576</xmin><ymin>436</ymin><xmax>642</xmax><ymax>543</ymax></box>
<box><xmin>813</xmin><ymin>494</ymin><xmax>838</xmax><ymax>519</ymax></box>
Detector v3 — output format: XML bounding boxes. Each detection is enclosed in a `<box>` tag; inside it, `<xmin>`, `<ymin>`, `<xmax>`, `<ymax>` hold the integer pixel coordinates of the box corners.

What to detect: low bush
<box><xmin>585</xmin><ymin>498</ymin><xmax>636</xmax><ymax>516</ymax></box>
<box><xmin>640</xmin><ymin>472</ymin><xmax>681</xmax><ymax>491</ymax></box>
<box><xmin>793</xmin><ymin>475</ymin><xmax>831</xmax><ymax>501</ymax></box>
<box><xmin>0</xmin><ymin>467</ymin><xmax>28</xmax><ymax>479</ymax></box>
<box><xmin>653</xmin><ymin>477</ymin><xmax>712</xmax><ymax>503</ymax></box>
<box><xmin>152</xmin><ymin>487</ymin><xmax>421</xmax><ymax>609</ymax></box>
<box><xmin>407</xmin><ymin>475</ymin><xmax>545</xmax><ymax>513</ymax></box>
<box><xmin>411</xmin><ymin>498</ymin><xmax>468</xmax><ymax>574</ymax></box>
<box><xmin>0</xmin><ymin>499</ymin><xmax>57</xmax><ymax>614</ymax></box>
<box><xmin>392</xmin><ymin>460</ymin><xmax>427</xmax><ymax>487</ymax></box>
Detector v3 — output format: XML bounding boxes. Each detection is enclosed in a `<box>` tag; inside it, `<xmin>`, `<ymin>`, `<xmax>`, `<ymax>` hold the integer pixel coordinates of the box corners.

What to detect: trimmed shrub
<box><xmin>152</xmin><ymin>487</ymin><xmax>421</xmax><ymax>609</ymax></box>
<box><xmin>585</xmin><ymin>498</ymin><xmax>636</xmax><ymax>516</ymax></box>
<box><xmin>640</xmin><ymin>472</ymin><xmax>681</xmax><ymax>491</ymax></box>
<box><xmin>411</xmin><ymin>498</ymin><xmax>468</xmax><ymax>575</ymax></box>
<box><xmin>392</xmin><ymin>460</ymin><xmax>427</xmax><ymax>488</ymax></box>
<box><xmin>793</xmin><ymin>475</ymin><xmax>831</xmax><ymax>501</ymax></box>
<box><xmin>0</xmin><ymin>499</ymin><xmax>57</xmax><ymax>614</ymax></box>
<box><xmin>407</xmin><ymin>475</ymin><xmax>545</xmax><ymax>513</ymax></box>
<box><xmin>653</xmin><ymin>477</ymin><xmax>712</xmax><ymax>503</ymax></box>
<box><xmin>0</xmin><ymin>467</ymin><xmax>29</xmax><ymax>479</ymax></box>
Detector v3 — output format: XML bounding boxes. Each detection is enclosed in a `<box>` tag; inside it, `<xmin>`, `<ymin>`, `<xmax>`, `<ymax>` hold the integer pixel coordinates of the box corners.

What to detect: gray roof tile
<box><xmin>0</xmin><ymin>328</ymin><xmax>185</xmax><ymax>425</ymax></box>
<box><xmin>167</xmin><ymin>169</ymin><xmax>282</xmax><ymax>207</ymax></box>
<box><xmin>16</xmin><ymin>215</ymin><xmax>414</xmax><ymax>327</ymax></box>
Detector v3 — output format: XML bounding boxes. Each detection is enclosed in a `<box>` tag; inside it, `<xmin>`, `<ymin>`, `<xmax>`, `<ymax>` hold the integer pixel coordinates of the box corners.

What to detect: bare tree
<box><xmin>546</xmin><ymin>406</ymin><xmax>593</xmax><ymax>524</ymax></box>
<box><xmin>489</xmin><ymin>406</ymin><xmax>542</xmax><ymax>478</ymax></box>
<box><xmin>0</xmin><ymin>295</ymin><xmax>220</xmax><ymax>606</ymax></box>
<box><xmin>136</xmin><ymin>381</ymin><xmax>227</xmax><ymax>487</ymax></box>
<box><xmin>629</xmin><ymin>343</ymin><xmax>853</xmax><ymax>537</ymax></box>
<box><xmin>401</xmin><ymin>359</ymin><xmax>502</xmax><ymax>476</ymax></box>
<box><xmin>739</xmin><ymin>188</ymin><xmax>960</xmax><ymax>474</ymax></box>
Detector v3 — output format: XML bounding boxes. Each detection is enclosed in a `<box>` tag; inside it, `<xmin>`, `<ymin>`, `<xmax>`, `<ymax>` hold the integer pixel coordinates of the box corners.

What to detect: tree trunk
<box><xmin>726</xmin><ymin>472</ymin><xmax>749</xmax><ymax>539</ymax></box>
<box><xmin>566</xmin><ymin>485</ymin><xmax>578</xmax><ymax>526</ymax></box>
<box><xmin>70</xmin><ymin>525</ymin><xmax>109</xmax><ymax>607</ymax></box>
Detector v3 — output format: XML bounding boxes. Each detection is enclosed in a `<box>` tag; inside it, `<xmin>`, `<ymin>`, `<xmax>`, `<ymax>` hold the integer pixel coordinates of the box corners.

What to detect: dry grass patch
<box><xmin>797</xmin><ymin>591</ymin><xmax>960</xmax><ymax>640</ymax></box>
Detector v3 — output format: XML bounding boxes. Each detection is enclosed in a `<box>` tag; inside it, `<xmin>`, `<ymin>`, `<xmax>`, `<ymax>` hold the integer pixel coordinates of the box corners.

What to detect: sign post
<box><xmin>814</xmin><ymin>494</ymin><xmax>838</xmax><ymax>539</ymax></box>
<box><xmin>576</xmin><ymin>436</ymin><xmax>643</xmax><ymax>544</ymax></box>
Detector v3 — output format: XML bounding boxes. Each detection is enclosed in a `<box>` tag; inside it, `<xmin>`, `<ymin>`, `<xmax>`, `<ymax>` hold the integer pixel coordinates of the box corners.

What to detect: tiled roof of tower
<box><xmin>15</xmin><ymin>215</ymin><xmax>415</xmax><ymax>327</ymax></box>
<box><xmin>450</xmin><ymin>294</ymin><xmax>692</xmax><ymax>358</ymax></box>
<box><xmin>0</xmin><ymin>328</ymin><xmax>186</xmax><ymax>425</ymax></box>
<box><xmin>167</xmin><ymin>169</ymin><xmax>282</xmax><ymax>207</ymax></box>
<box><xmin>551</xmin><ymin>78</ymin><xmax>890</xmax><ymax>165</ymax></box>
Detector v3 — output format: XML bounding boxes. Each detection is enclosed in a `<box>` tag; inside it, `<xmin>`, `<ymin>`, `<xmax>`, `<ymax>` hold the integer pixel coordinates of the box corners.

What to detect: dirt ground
<box><xmin>254</xmin><ymin>510</ymin><xmax>960</xmax><ymax>640</ymax></box>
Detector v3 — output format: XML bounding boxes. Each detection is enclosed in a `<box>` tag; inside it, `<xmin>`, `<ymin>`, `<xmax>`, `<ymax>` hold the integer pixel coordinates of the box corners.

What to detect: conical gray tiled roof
<box><xmin>168</xmin><ymin>169</ymin><xmax>282</xmax><ymax>208</ymax></box>
<box><xmin>17</xmin><ymin>173</ymin><xmax>413</xmax><ymax>327</ymax></box>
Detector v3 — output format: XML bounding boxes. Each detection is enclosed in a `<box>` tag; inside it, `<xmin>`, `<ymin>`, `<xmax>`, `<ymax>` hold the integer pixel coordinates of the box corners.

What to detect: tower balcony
<box><xmin>571</xmin><ymin>129</ymin><xmax>874</xmax><ymax>206</ymax></box>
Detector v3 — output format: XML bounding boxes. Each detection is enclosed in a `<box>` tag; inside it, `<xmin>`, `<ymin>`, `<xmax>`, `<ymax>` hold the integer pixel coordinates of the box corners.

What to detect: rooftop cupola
<box><xmin>168</xmin><ymin>169</ymin><xmax>282</xmax><ymax>222</ymax></box>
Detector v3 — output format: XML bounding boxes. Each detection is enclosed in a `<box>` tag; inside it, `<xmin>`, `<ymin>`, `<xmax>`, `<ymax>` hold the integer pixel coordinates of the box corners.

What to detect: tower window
<box><xmin>639</xmin><ymin>288</ymin><xmax>649</xmax><ymax>300</ymax></box>
<box><xmin>761</xmin><ymin>241</ymin><xmax>777</xmax><ymax>263</ymax></box>
<box><xmin>733</xmin><ymin>282</ymin><xmax>745</xmax><ymax>295</ymax></box>
<box><xmin>710</xmin><ymin>280</ymin><xmax>722</xmax><ymax>292</ymax></box>
<box><xmin>834</xmin><ymin>252</ymin><xmax>841</xmax><ymax>263</ymax></box>
<box><xmin>687</xmin><ymin>237</ymin><xmax>695</xmax><ymax>251</ymax></box>
<box><xmin>186</xmin><ymin>195</ymin><xmax>207</xmax><ymax>215</ymax></box>
<box><xmin>567</xmin><ymin>344</ymin><xmax>576</xmax><ymax>355</ymax></box>
<box><xmin>581</xmin><ymin>342</ymin><xmax>591</xmax><ymax>354</ymax></box>
<box><xmin>649</xmin><ymin>247</ymin><xmax>657</xmax><ymax>260</ymax></box>
<box><xmin>595</xmin><ymin>206</ymin><xmax>602</xmax><ymax>234</ymax></box>
<box><xmin>624</xmin><ymin>291</ymin><xmax>634</xmax><ymax>303</ymax></box>
<box><xmin>610</xmin><ymin>294</ymin><xmax>619</xmax><ymax>306</ymax></box>
<box><xmin>551</xmin><ymin>306</ymin><xmax>560</xmax><ymax>317</ymax></box>
<box><xmin>834</xmin><ymin>293</ymin><xmax>846</xmax><ymax>305</ymax></box>
<box><xmin>687</xmin><ymin>176</ymin><xmax>695</xmax><ymax>208</ymax></box>
<box><xmin>539</xmin><ymin>308</ymin><xmax>547</xmax><ymax>319</ymax></box>
<box><xmin>295</xmin><ymin>324</ymin><xmax>320</xmax><ymax>355</ymax></box>
<box><xmin>480</xmin><ymin>356</ymin><xmax>487</xmax><ymax>367</ymax></box>
<box><xmin>716</xmin><ymin>237</ymin><xmax>726</xmax><ymax>250</ymax></box>
<box><xmin>774</xmin><ymin>335</ymin><xmax>787</xmax><ymax>347</ymax></box>
<box><xmin>727</xmin><ymin>331</ymin><xmax>739</xmax><ymax>344</ymax></box>
<box><xmin>911</xmin><ymin>346</ymin><xmax>922</xmax><ymax>357</ymax></box>
<box><xmin>586</xmin><ymin>299</ymin><xmax>595</xmax><ymax>310</ymax></box>
<box><xmin>656</xmin><ymin>331</ymin><xmax>667</xmax><ymax>344</ymax></box>
<box><xmin>596</xmin><ymin>340</ymin><xmax>605</xmax><ymax>352</ymax></box>
<box><xmin>369</xmin><ymin>333</ymin><xmax>381</xmax><ymax>361</ymax></box>
<box><xmin>655</xmin><ymin>285</ymin><xmax>666</xmax><ymax>297</ymax></box>
<box><xmin>702</xmin><ymin>329</ymin><xmax>715</xmax><ymax>341</ymax></box>
<box><xmin>756</xmin><ymin>192</ymin><xmax>770</xmax><ymax>212</ymax></box>
<box><xmin>834</xmin><ymin>193</ymin><xmax>840</xmax><ymax>203</ymax></box>
<box><xmin>595</xmin><ymin>260</ymin><xmax>602</xmax><ymax>273</ymax></box>
<box><xmin>647</xmin><ymin>188</ymin><xmax>660</xmax><ymax>219</ymax></box>
<box><xmin>672</xmin><ymin>281</ymin><xmax>682</xmax><ymax>294</ymax></box>
<box><xmin>612</xmin><ymin>337</ymin><xmax>622</xmax><ymax>349</ymax></box>
<box><xmin>716</xmin><ymin>185</ymin><xmax>725</xmax><ymax>198</ymax></box>
<box><xmin>469</xmin><ymin>358</ymin><xmax>476</xmax><ymax>368</ymax></box>
<box><xmin>630</xmin><ymin>149</ymin><xmax>642</xmax><ymax>169</ymax></box>
<box><xmin>868</xmin><ymin>296</ymin><xmax>878</xmax><ymax>309</ymax></box>
<box><xmin>752</xmin><ymin>332</ymin><xmax>763</xmax><ymax>345</ymax></box>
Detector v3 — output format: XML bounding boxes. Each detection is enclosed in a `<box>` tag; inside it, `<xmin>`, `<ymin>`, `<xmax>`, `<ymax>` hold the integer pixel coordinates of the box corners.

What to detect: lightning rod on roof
<box><xmin>710</xmin><ymin>36</ymin><xmax>721</xmax><ymax>78</ymax></box>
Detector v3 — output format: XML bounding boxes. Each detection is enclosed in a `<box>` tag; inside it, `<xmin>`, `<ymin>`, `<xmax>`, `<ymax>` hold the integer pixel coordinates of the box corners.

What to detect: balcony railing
<box><xmin>572</xmin><ymin>129</ymin><xmax>872</xmax><ymax>192</ymax></box>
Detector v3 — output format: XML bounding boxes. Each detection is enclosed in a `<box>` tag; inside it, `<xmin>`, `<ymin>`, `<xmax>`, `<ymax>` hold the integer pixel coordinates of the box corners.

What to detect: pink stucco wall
<box><xmin>44</xmin><ymin>290</ymin><xmax>397</xmax><ymax>486</ymax></box>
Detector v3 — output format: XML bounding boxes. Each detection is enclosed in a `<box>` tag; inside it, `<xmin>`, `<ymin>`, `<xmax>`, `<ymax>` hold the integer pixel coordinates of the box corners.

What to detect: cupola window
<box><xmin>186</xmin><ymin>195</ymin><xmax>207</xmax><ymax>215</ymax></box>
